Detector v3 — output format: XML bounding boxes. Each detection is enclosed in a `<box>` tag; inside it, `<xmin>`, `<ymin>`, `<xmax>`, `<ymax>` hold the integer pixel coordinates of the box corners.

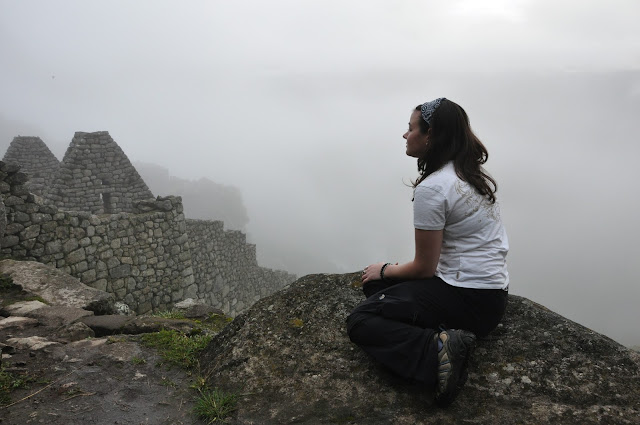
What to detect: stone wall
<box><xmin>44</xmin><ymin>131</ymin><xmax>153</xmax><ymax>214</ymax></box>
<box><xmin>0</xmin><ymin>160</ymin><xmax>193</xmax><ymax>314</ymax></box>
<box><xmin>0</xmin><ymin>160</ymin><xmax>296</xmax><ymax>316</ymax></box>
<box><xmin>2</xmin><ymin>136</ymin><xmax>59</xmax><ymax>197</ymax></box>
<box><xmin>186</xmin><ymin>219</ymin><xmax>296</xmax><ymax>314</ymax></box>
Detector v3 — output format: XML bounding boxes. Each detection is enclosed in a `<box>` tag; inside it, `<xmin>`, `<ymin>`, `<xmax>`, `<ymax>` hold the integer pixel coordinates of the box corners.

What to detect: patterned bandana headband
<box><xmin>420</xmin><ymin>97</ymin><xmax>446</xmax><ymax>125</ymax></box>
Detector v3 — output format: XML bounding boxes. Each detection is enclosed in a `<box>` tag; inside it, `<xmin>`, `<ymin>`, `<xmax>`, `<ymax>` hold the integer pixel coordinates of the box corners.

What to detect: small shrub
<box><xmin>190</xmin><ymin>375</ymin><xmax>207</xmax><ymax>392</ymax></box>
<box><xmin>193</xmin><ymin>388</ymin><xmax>238</xmax><ymax>424</ymax></box>
<box><xmin>0</xmin><ymin>274</ymin><xmax>15</xmax><ymax>291</ymax></box>
<box><xmin>0</xmin><ymin>367</ymin><xmax>32</xmax><ymax>406</ymax></box>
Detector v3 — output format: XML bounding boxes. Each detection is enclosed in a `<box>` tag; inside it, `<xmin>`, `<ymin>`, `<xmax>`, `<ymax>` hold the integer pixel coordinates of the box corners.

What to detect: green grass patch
<box><xmin>141</xmin><ymin>329</ymin><xmax>212</xmax><ymax>369</ymax></box>
<box><xmin>193</xmin><ymin>388</ymin><xmax>238</xmax><ymax>424</ymax></box>
<box><xmin>201</xmin><ymin>313</ymin><xmax>233</xmax><ymax>333</ymax></box>
<box><xmin>146</xmin><ymin>309</ymin><xmax>233</xmax><ymax>336</ymax></box>
<box><xmin>0</xmin><ymin>366</ymin><xmax>33</xmax><ymax>406</ymax></box>
<box><xmin>131</xmin><ymin>356</ymin><xmax>146</xmax><ymax>365</ymax></box>
<box><xmin>160</xmin><ymin>377</ymin><xmax>177</xmax><ymax>388</ymax></box>
<box><xmin>106</xmin><ymin>336</ymin><xmax>127</xmax><ymax>344</ymax></box>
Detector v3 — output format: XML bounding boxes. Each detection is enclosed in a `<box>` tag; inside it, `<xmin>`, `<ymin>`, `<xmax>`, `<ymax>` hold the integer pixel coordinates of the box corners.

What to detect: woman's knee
<box><xmin>346</xmin><ymin>311</ymin><xmax>370</xmax><ymax>344</ymax></box>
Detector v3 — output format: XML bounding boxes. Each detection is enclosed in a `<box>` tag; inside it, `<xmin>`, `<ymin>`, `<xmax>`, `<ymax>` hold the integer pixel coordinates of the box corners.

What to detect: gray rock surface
<box><xmin>174</xmin><ymin>297</ymin><xmax>224</xmax><ymax>318</ymax></box>
<box><xmin>0</xmin><ymin>316</ymin><xmax>39</xmax><ymax>331</ymax></box>
<box><xmin>114</xmin><ymin>301</ymin><xmax>134</xmax><ymax>316</ymax></box>
<box><xmin>23</xmin><ymin>305</ymin><xmax>94</xmax><ymax>327</ymax></box>
<box><xmin>0</xmin><ymin>300</ymin><xmax>47</xmax><ymax>316</ymax></box>
<box><xmin>0</xmin><ymin>259</ymin><xmax>115</xmax><ymax>314</ymax></box>
<box><xmin>7</xmin><ymin>336</ymin><xmax>61</xmax><ymax>351</ymax></box>
<box><xmin>53</xmin><ymin>321</ymin><xmax>95</xmax><ymax>342</ymax></box>
<box><xmin>201</xmin><ymin>272</ymin><xmax>640</xmax><ymax>425</ymax></box>
<box><xmin>78</xmin><ymin>314</ymin><xmax>130</xmax><ymax>336</ymax></box>
<box><xmin>79</xmin><ymin>314</ymin><xmax>198</xmax><ymax>337</ymax></box>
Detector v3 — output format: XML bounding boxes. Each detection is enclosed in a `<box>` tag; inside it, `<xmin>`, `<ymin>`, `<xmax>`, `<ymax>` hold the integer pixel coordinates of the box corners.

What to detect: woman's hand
<box><xmin>361</xmin><ymin>262</ymin><xmax>388</xmax><ymax>284</ymax></box>
<box><xmin>363</xmin><ymin>230</ymin><xmax>442</xmax><ymax>283</ymax></box>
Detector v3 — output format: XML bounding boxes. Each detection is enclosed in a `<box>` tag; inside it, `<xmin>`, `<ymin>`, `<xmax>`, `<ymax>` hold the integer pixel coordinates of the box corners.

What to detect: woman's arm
<box><xmin>361</xmin><ymin>228</ymin><xmax>443</xmax><ymax>283</ymax></box>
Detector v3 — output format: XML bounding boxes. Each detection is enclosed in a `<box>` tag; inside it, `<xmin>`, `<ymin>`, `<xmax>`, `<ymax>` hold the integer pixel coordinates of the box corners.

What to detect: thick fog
<box><xmin>1</xmin><ymin>1</ymin><xmax>639</xmax><ymax>347</ymax></box>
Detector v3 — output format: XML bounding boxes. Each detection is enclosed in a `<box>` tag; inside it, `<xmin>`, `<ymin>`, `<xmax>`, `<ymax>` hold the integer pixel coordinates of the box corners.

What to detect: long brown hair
<box><xmin>412</xmin><ymin>99</ymin><xmax>497</xmax><ymax>203</ymax></box>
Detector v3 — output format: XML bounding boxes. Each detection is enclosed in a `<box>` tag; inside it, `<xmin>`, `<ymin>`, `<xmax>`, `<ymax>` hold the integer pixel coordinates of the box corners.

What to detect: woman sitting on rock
<box><xmin>347</xmin><ymin>98</ymin><xmax>509</xmax><ymax>407</ymax></box>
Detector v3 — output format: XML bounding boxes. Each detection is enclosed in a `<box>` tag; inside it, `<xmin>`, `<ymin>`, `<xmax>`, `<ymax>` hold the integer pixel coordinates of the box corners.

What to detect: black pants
<box><xmin>346</xmin><ymin>277</ymin><xmax>507</xmax><ymax>386</ymax></box>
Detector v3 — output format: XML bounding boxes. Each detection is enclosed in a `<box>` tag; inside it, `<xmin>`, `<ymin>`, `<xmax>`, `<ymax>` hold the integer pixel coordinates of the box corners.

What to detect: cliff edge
<box><xmin>201</xmin><ymin>272</ymin><xmax>640</xmax><ymax>424</ymax></box>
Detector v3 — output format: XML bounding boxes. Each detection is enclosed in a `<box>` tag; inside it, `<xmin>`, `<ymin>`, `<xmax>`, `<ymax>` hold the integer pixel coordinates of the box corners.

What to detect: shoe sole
<box><xmin>435</xmin><ymin>330</ymin><xmax>476</xmax><ymax>407</ymax></box>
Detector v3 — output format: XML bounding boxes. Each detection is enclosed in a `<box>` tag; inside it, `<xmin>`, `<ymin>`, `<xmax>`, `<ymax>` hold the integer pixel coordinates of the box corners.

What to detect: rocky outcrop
<box><xmin>0</xmin><ymin>259</ymin><xmax>115</xmax><ymax>314</ymax></box>
<box><xmin>0</xmin><ymin>283</ymin><xmax>201</xmax><ymax>424</ymax></box>
<box><xmin>201</xmin><ymin>272</ymin><xmax>640</xmax><ymax>425</ymax></box>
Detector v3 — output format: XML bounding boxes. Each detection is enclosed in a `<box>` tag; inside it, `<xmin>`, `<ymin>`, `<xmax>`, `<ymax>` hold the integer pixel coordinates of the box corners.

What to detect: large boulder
<box><xmin>0</xmin><ymin>259</ymin><xmax>115</xmax><ymax>314</ymax></box>
<box><xmin>201</xmin><ymin>272</ymin><xmax>640</xmax><ymax>425</ymax></box>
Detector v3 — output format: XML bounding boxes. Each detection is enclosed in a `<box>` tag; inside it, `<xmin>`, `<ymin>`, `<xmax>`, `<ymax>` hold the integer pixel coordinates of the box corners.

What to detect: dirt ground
<box><xmin>1</xmin><ymin>335</ymin><xmax>208</xmax><ymax>425</ymax></box>
<box><xmin>0</xmin><ymin>285</ymin><xmax>214</xmax><ymax>425</ymax></box>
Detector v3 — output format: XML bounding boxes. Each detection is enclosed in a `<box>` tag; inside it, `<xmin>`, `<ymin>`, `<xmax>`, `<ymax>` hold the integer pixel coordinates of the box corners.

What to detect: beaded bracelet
<box><xmin>380</xmin><ymin>263</ymin><xmax>391</xmax><ymax>281</ymax></box>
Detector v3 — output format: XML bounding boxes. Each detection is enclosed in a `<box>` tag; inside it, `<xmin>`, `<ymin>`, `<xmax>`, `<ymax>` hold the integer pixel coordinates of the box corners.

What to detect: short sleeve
<box><xmin>413</xmin><ymin>185</ymin><xmax>446</xmax><ymax>230</ymax></box>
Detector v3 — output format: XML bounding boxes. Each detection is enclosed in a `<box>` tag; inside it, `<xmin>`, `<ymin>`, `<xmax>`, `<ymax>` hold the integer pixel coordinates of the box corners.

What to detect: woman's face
<box><xmin>403</xmin><ymin>110</ymin><xmax>429</xmax><ymax>158</ymax></box>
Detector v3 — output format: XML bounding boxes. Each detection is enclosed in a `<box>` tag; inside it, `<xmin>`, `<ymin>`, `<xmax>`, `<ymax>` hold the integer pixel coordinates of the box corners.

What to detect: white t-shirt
<box><xmin>413</xmin><ymin>162</ymin><xmax>509</xmax><ymax>290</ymax></box>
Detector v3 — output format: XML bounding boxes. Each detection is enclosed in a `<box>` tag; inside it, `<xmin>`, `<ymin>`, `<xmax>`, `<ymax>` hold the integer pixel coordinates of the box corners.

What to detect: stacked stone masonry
<box><xmin>43</xmin><ymin>131</ymin><xmax>154</xmax><ymax>214</ymax></box>
<box><xmin>186</xmin><ymin>220</ymin><xmax>294</xmax><ymax>314</ymax></box>
<box><xmin>0</xmin><ymin>136</ymin><xmax>296</xmax><ymax>316</ymax></box>
<box><xmin>3</xmin><ymin>136</ymin><xmax>60</xmax><ymax>197</ymax></box>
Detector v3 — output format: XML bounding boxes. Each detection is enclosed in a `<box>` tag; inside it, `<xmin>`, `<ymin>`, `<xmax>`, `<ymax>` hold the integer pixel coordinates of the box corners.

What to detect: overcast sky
<box><xmin>1</xmin><ymin>0</ymin><xmax>639</xmax><ymax>346</ymax></box>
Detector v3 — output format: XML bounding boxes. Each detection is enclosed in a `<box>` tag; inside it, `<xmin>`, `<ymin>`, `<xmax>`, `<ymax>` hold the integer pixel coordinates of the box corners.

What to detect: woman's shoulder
<box><xmin>417</xmin><ymin>162</ymin><xmax>458</xmax><ymax>189</ymax></box>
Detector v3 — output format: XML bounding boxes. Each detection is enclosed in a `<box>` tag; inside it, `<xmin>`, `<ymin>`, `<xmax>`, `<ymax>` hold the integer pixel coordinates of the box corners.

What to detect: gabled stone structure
<box><xmin>44</xmin><ymin>131</ymin><xmax>153</xmax><ymax>214</ymax></box>
<box><xmin>2</xmin><ymin>136</ymin><xmax>60</xmax><ymax>197</ymax></box>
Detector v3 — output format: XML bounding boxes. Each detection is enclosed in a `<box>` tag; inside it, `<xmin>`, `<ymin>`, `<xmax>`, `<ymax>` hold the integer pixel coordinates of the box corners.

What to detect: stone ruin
<box><xmin>43</xmin><ymin>131</ymin><xmax>153</xmax><ymax>214</ymax></box>
<box><xmin>2</xmin><ymin>136</ymin><xmax>60</xmax><ymax>197</ymax></box>
<box><xmin>0</xmin><ymin>132</ymin><xmax>296</xmax><ymax>316</ymax></box>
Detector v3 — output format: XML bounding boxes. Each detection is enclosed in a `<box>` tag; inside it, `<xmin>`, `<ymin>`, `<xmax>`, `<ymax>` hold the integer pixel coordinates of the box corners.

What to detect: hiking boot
<box><xmin>434</xmin><ymin>329</ymin><xmax>476</xmax><ymax>407</ymax></box>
